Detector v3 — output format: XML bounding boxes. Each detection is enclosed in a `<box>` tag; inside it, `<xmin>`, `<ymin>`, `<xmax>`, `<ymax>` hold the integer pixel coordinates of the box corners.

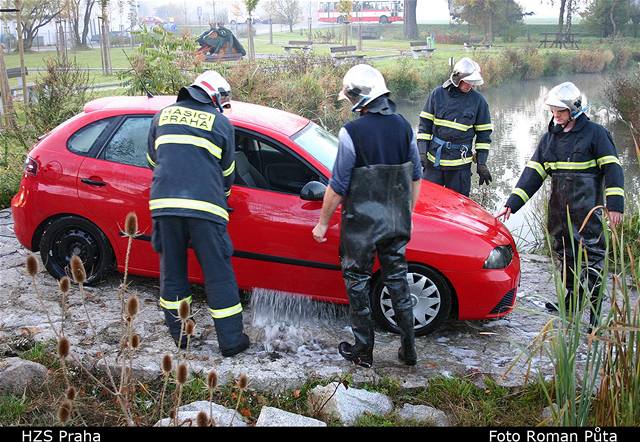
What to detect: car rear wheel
<box><xmin>372</xmin><ymin>264</ymin><xmax>452</xmax><ymax>336</ymax></box>
<box><xmin>39</xmin><ymin>216</ymin><xmax>114</xmax><ymax>285</ymax></box>
<box><xmin>379</xmin><ymin>15</ymin><xmax>389</xmax><ymax>24</ymax></box>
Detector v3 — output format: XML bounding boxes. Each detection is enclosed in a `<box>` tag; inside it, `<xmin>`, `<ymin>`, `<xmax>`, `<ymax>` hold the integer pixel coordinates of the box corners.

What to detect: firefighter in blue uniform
<box><xmin>498</xmin><ymin>82</ymin><xmax>624</xmax><ymax>328</ymax></box>
<box><xmin>147</xmin><ymin>71</ymin><xmax>250</xmax><ymax>356</ymax></box>
<box><xmin>417</xmin><ymin>57</ymin><xmax>493</xmax><ymax>196</ymax></box>
<box><xmin>312</xmin><ymin>65</ymin><xmax>423</xmax><ymax>368</ymax></box>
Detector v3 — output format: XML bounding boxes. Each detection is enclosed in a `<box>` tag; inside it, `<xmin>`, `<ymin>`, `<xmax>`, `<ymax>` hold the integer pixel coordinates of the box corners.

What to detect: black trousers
<box><xmin>151</xmin><ymin>216</ymin><xmax>245</xmax><ymax>352</ymax></box>
<box><xmin>423</xmin><ymin>163</ymin><xmax>472</xmax><ymax>196</ymax></box>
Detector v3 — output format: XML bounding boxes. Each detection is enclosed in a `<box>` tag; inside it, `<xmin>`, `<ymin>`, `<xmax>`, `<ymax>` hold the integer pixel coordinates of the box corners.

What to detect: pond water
<box><xmin>397</xmin><ymin>73</ymin><xmax>640</xmax><ymax>250</ymax></box>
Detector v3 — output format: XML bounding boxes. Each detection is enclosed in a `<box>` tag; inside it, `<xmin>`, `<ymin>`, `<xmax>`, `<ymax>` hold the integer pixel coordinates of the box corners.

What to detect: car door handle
<box><xmin>81</xmin><ymin>178</ymin><xmax>107</xmax><ymax>187</ymax></box>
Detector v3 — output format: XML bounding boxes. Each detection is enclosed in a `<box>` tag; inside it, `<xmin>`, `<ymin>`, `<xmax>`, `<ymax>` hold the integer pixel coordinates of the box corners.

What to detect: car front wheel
<box><xmin>372</xmin><ymin>264</ymin><xmax>452</xmax><ymax>336</ymax></box>
<box><xmin>39</xmin><ymin>216</ymin><xmax>114</xmax><ymax>285</ymax></box>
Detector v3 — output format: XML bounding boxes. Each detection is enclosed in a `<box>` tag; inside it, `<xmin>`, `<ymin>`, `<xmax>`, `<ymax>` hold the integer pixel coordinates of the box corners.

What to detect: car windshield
<box><xmin>292</xmin><ymin>123</ymin><xmax>338</xmax><ymax>172</ymax></box>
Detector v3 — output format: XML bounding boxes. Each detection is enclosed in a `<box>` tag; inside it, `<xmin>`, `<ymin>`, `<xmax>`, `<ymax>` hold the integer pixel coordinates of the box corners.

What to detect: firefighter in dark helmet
<box><xmin>417</xmin><ymin>57</ymin><xmax>493</xmax><ymax>196</ymax></box>
<box><xmin>498</xmin><ymin>81</ymin><xmax>624</xmax><ymax>329</ymax></box>
<box><xmin>147</xmin><ymin>70</ymin><xmax>250</xmax><ymax>356</ymax></box>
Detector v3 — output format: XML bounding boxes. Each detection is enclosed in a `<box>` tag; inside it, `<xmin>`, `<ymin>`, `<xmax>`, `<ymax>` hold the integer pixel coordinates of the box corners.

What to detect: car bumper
<box><xmin>443</xmin><ymin>255</ymin><xmax>521</xmax><ymax>320</ymax></box>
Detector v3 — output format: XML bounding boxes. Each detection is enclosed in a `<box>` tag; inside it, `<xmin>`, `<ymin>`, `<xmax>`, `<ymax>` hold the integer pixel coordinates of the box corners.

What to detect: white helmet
<box><xmin>338</xmin><ymin>64</ymin><xmax>390</xmax><ymax>111</ymax></box>
<box><xmin>192</xmin><ymin>70</ymin><xmax>231</xmax><ymax>107</ymax></box>
<box><xmin>544</xmin><ymin>82</ymin><xmax>585</xmax><ymax>118</ymax></box>
<box><xmin>443</xmin><ymin>57</ymin><xmax>484</xmax><ymax>88</ymax></box>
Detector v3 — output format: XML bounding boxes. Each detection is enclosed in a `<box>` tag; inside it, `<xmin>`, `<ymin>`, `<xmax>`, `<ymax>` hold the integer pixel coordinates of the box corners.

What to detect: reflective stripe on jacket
<box><xmin>505</xmin><ymin>114</ymin><xmax>625</xmax><ymax>214</ymax></box>
<box><xmin>147</xmin><ymin>87</ymin><xmax>236</xmax><ymax>224</ymax></box>
<box><xmin>417</xmin><ymin>85</ymin><xmax>492</xmax><ymax>170</ymax></box>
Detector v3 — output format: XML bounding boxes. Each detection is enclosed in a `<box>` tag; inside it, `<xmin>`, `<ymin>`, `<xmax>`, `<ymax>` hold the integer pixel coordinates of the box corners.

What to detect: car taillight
<box><xmin>24</xmin><ymin>156</ymin><xmax>38</xmax><ymax>176</ymax></box>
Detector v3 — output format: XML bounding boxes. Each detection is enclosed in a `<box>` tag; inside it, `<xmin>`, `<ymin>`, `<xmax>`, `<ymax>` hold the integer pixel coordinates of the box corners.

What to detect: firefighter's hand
<box><xmin>312</xmin><ymin>222</ymin><xmax>329</xmax><ymax>243</ymax></box>
<box><xmin>607</xmin><ymin>210</ymin><xmax>623</xmax><ymax>228</ymax></box>
<box><xmin>477</xmin><ymin>164</ymin><xmax>493</xmax><ymax>185</ymax></box>
<box><xmin>497</xmin><ymin>206</ymin><xmax>512</xmax><ymax>222</ymax></box>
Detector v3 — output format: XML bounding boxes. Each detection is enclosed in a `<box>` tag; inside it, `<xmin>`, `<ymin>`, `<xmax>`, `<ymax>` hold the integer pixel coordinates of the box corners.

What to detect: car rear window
<box><xmin>68</xmin><ymin>118</ymin><xmax>113</xmax><ymax>154</ymax></box>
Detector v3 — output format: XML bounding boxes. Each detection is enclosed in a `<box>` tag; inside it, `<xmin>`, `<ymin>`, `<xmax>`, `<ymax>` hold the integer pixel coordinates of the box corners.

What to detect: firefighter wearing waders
<box><xmin>147</xmin><ymin>70</ymin><xmax>250</xmax><ymax>356</ymax></box>
<box><xmin>498</xmin><ymin>82</ymin><xmax>624</xmax><ymax>329</ymax></box>
<box><xmin>417</xmin><ymin>57</ymin><xmax>493</xmax><ymax>196</ymax></box>
<box><xmin>312</xmin><ymin>65</ymin><xmax>423</xmax><ymax>368</ymax></box>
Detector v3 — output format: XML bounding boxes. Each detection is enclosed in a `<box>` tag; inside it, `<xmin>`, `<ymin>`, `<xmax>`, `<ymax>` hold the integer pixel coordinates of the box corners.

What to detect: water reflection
<box><xmin>398</xmin><ymin>73</ymin><xmax>640</xmax><ymax>249</ymax></box>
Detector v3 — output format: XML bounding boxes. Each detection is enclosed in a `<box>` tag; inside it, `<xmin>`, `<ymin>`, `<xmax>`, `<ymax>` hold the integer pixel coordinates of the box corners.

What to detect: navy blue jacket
<box><xmin>417</xmin><ymin>85</ymin><xmax>492</xmax><ymax>169</ymax></box>
<box><xmin>147</xmin><ymin>86</ymin><xmax>235</xmax><ymax>224</ymax></box>
<box><xmin>506</xmin><ymin>114</ymin><xmax>624</xmax><ymax>214</ymax></box>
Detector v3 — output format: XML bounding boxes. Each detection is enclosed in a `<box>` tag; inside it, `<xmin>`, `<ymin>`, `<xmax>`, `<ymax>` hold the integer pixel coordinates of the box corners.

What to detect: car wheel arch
<box><xmin>370</xmin><ymin>261</ymin><xmax>459</xmax><ymax>335</ymax></box>
<box><xmin>35</xmin><ymin>214</ymin><xmax>116</xmax><ymax>284</ymax></box>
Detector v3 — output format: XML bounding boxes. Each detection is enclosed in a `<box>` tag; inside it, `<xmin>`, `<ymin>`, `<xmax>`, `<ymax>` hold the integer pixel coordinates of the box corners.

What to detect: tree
<box><xmin>70</xmin><ymin>0</ymin><xmax>96</xmax><ymax>49</ymax></box>
<box><xmin>244</xmin><ymin>0</ymin><xmax>258</xmax><ymax>60</ymax></box>
<box><xmin>264</xmin><ymin>0</ymin><xmax>301</xmax><ymax>32</ymax></box>
<box><xmin>8</xmin><ymin>0</ymin><xmax>63</xmax><ymax>50</ymax></box>
<box><xmin>582</xmin><ymin>0</ymin><xmax>630</xmax><ymax>38</ymax></box>
<box><xmin>404</xmin><ymin>0</ymin><xmax>417</xmax><ymax>39</ymax></box>
<box><xmin>630</xmin><ymin>0</ymin><xmax>640</xmax><ymax>37</ymax></box>
<box><xmin>451</xmin><ymin>0</ymin><xmax>524</xmax><ymax>43</ymax></box>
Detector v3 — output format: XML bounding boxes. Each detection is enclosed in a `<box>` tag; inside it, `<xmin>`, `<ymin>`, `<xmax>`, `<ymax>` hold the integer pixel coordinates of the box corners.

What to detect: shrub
<box><xmin>571</xmin><ymin>49</ymin><xmax>614</xmax><ymax>73</ymax></box>
<box><xmin>380</xmin><ymin>58</ymin><xmax>427</xmax><ymax>101</ymax></box>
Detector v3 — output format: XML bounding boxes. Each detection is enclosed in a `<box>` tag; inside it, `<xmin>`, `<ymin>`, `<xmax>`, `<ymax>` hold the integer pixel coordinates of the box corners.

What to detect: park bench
<box><xmin>283</xmin><ymin>40</ymin><xmax>313</xmax><ymax>52</ymax></box>
<box><xmin>204</xmin><ymin>53</ymin><xmax>243</xmax><ymax>62</ymax></box>
<box><xmin>6</xmin><ymin>67</ymin><xmax>28</xmax><ymax>79</ymax></box>
<box><xmin>464</xmin><ymin>42</ymin><xmax>492</xmax><ymax>51</ymax></box>
<box><xmin>5</xmin><ymin>67</ymin><xmax>33</xmax><ymax>101</ymax></box>
<box><xmin>409</xmin><ymin>41</ymin><xmax>435</xmax><ymax>58</ymax></box>
<box><xmin>361</xmin><ymin>28</ymin><xmax>380</xmax><ymax>40</ymax></box>
<box><xmin>330</xmin><ymin>45</ymin><xmax>364</xmax><ymax>61</ymax></box>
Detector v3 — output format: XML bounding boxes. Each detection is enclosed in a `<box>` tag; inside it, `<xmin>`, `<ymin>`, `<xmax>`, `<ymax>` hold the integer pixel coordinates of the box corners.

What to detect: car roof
<box><xmin>83</xmin><ymin>96</ymin><xmax>310</xmax><ymax>137</ymax></box>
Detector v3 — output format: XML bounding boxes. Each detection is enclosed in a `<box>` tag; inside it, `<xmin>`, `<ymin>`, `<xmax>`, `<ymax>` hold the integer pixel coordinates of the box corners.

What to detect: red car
<box><xmin>11</xmin><ymin>96</ymin><xmax>520</xmax><ymax>335</ymax></box>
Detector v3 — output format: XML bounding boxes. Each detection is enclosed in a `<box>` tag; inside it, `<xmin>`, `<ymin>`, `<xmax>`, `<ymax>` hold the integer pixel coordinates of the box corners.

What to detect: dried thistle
<box><xmin>161</xmin><ymin>354</ymin><xmax>173</xmax><ymax>374</ymax></box>
<box><xmin>237</xmin><ymin>373</ymin><xmax>248</xmax><ymax>390</ymax></box>
<box><xmin>59</xmin><ymin>276</ymin><xmax>70</xmax><ymax>294</ymax></box>
<box><xmin>70</xmin><ymin>255</ymin><xmax>86</xmax><ymax>284</ymax></box>
<box><xmin>176</xmin><ymin>363</ymin><xmax>188</xmax><ymax>385</ymax></box>
<box><xmin>178</xmin><ymin>300</ymin><xmax>190</xmax><ymax>321</ymax></box>
<box><xmin>196</xmin><ymin>411</ymin><xmax>210</xmax><ymax>427</ymax></box>
<box><xmin>57</xmin><ymin>336</ymin><xmax>70</xmax><ymax>359</ymax></box>
<box><xmin>126</xmin><ymin>295</ymin><xmax>140</xmax><ymax>318</ymax></box>
<box><xmin>130</xmin><ymin>334</ymin><xmax>141</xmax><ymax>349</ymax></box>
<box><xmin>57</xmin><ymin>399</ymin><xmax>72</xmax><ymax>424</ymax></box>
<box><xmin>169</xmin><ymin>409</ymin><xmax>176</xmax><ymax>420</ymax></box>
<box><xmin>185</xmin><ymin>319</ymin><xmax>195</xmax><ymax>336</ymax></box>
<box><xmin>125</xmin><ymin>212</ymin><xmax>138</xmax><ymax>236</ymax></box>
<box><xmin>207</xmin><ymin>370</ymin><xmax>218</xmax><ymax>390</ymax></box>
<box><xmin>65</xmin><ymin>386</ymin><xmax>76</xmax><ymax>401</ymax></box>
<box><xmin>26</xmin><ymin>254</ymin><xmax>39</xmax><ymax>276</ymax></box>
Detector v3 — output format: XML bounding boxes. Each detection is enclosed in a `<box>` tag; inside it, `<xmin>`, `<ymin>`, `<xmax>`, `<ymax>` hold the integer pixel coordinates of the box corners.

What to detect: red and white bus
<box><xmin>318</xmin><ymin>1</ymin><xmax>404</xmax><ymax>24</ymax></box>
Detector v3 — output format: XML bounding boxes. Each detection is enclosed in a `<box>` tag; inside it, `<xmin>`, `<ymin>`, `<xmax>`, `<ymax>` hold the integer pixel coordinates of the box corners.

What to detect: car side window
<box><xmin>234</xmin><ymin>132</ymin><xmax>321</xmax><ymax>194</ymax></box>
<box><xmin>102</xmin><ymin>116</ymin><xmax>153</xmax><ymax>168</ymax></box>
<box><xmin>68</xmin><ymin>118</ymin><xmax>114</xmax><ymax>154</ymax></box>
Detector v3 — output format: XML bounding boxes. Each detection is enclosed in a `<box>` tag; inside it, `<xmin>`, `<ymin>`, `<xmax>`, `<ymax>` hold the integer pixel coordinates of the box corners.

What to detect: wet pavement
<box><xmin>0</xmin><ymin>208</ymin><xmax>590</xmax><ymax>391</ymax></box>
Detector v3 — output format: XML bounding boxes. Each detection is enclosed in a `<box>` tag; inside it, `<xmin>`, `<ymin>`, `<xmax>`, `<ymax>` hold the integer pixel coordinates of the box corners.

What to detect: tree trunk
<box><xmin>565</xmin><ymin>0</ymin><xmax>573</xmax><ymax>34</ymax></box>
<box><xmin>558</xmin><ymin>0</ymin><xmax>567</xmax><ymax>34</ymax></box>
<box><xmin>610</xmin><ymin>0</ymin><xmax>618</xmax><ymax>38</ymax></box>
<box><xmin>403</xmin><ymin>0</ymin><xmax>418</xmax><ymax>40</ymax></box>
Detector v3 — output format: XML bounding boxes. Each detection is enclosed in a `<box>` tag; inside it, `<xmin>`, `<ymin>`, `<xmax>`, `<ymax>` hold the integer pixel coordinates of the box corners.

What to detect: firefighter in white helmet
<box><xmin>417</xmin><ymin>57</ymin><xmax>493</xmax><ymax>196</ymax></box>
<box><xmin>498</xmin><ymin>82</ymin><xmax>624</xmax><ymax>329</ymax></box>
<box><xmin>312</xmin><ymin>64</ymin><xmax>423</xmax><ymax>368</ymax></box>
<box><xmin>147</xmin><ymin>70</ymin><xmax>250</xmax><ymax>356</ymax></box>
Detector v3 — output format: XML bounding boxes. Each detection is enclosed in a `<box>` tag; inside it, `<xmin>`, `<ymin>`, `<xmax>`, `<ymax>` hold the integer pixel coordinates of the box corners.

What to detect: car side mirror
<box><xmin>300</xmin><ymin>181</ymin><xmax>326</xmax><ymax>201</ymax></box>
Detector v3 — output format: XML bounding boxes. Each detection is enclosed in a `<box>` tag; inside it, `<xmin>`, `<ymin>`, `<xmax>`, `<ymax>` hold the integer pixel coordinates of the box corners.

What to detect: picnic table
<box><xmin>538</xmin><ymin>32</ymin><xmax>580</xmax><ymax>50</ymax></box>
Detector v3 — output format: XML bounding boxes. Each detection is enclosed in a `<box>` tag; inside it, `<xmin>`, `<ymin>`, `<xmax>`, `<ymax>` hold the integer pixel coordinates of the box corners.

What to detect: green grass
<box><xmin>0</xmin><ymin>395</ymin><xmax>28</xmax><ymax>425</ymax></box>
<box><xmin>18</xmin><ymin>341</ymin><xmax>60</xmax><ymax>370</ymax></box>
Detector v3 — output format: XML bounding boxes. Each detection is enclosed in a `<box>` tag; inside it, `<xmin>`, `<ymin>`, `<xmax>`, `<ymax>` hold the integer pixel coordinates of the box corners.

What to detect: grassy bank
<box><xmin>0</xmin><ymin>337</ymin><xmax>549</xmax><ymax>426</ymax></box>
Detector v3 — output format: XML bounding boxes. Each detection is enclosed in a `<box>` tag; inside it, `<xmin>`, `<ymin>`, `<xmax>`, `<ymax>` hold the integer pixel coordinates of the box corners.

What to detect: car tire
<box><xmin>379</xmin><ymin>16</ymin><xmax>389</xmax><ymax>24</ymax></box>
<box><xmin>371</xmin><ymin>263</ymin><xmax>452</xmax><ymax>336</ymax></box>
<box><xmin>39</xmin><ymin>216</ymin><xmax>114</xmax><ymax>286</ymax></box>
<box><xmin>337</xmin><ymin>16</ymin><xmax>346</xmax><ymax>24</ymax></box>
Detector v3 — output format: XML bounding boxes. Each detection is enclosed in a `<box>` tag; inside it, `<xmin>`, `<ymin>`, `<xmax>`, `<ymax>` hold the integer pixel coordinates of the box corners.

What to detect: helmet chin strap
<box><xmin>351</xmin><ymin>96</ymin><xmax>369</xmax><ymax>113</ymax></box>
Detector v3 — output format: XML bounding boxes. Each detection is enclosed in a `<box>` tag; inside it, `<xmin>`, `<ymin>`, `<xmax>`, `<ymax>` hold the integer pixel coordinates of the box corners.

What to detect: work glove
<box><xmin>477</xmin><ymin>164</ymin><xmax>493</xmax><ymax>186</ymax></box>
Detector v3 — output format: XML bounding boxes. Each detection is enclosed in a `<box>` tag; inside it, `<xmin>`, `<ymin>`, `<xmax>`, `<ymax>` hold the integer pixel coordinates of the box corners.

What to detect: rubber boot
<box><xmin>338</xmin><ymin>341</ymin><xmax>373</xmax><ymax>368</ymax></box>
<box><xmin>395</xmin><ymin>309</ymin><xmax>417</xmax><ymax>366</ymax></box>
<box><xmin>339</xmin><ymin>305</ymin><xmax>374</xmax><ymax>368</ymax></box>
